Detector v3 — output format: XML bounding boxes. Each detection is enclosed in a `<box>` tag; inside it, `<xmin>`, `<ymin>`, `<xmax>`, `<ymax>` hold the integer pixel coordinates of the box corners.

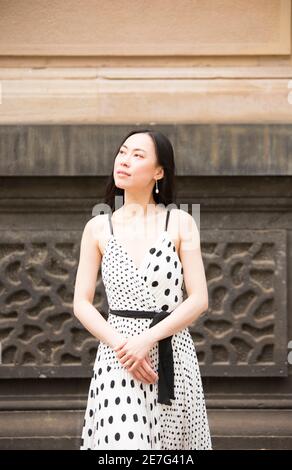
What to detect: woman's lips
<box><xmin>117</xmin><ymin>171</ymin><xmax>130</xmax><ymax>176</ymax></box>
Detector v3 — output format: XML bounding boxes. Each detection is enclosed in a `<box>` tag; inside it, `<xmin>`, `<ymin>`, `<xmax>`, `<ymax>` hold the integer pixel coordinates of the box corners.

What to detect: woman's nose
<box><xmin>121</xmin><ymin>154</ymin><xmax>131</xmax><ymax>165</ymax></box>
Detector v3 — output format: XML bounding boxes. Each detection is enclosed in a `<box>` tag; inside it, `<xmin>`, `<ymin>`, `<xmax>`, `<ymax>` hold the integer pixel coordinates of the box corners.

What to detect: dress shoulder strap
<box><xmin>108</xmin><ymin>212</ymin><xmax>114</xmax><ymax>236</ymax></box>
<box><xmin>165</xmin><ymin>208</ymin><xmax>171</xmax><ymax>231</ymax></box>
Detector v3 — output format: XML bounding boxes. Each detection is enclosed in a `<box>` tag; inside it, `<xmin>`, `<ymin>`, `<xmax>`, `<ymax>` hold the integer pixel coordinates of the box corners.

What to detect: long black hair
<box><xmin>104</xmin><ymin>129</ymin><xmax>177</xmax><ymax>212</ymax></box>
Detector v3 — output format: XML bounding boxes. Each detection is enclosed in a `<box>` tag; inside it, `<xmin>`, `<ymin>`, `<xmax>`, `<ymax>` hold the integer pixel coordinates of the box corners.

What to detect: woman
<box><xmin>74</xmin><ymin>129</ymin><xmax>212</xmax><ymax>450</ymax></box>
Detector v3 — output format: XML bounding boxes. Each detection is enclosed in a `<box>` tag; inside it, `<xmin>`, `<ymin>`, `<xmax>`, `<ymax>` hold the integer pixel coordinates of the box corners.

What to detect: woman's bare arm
<box><xmin>73</xmin><ymin>216</ymin><xmax>122</xmax><ymax>349</ymax></box>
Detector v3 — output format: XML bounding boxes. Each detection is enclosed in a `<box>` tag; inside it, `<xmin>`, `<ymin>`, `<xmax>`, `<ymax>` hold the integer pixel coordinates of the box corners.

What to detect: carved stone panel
<box><xmin>0</xmin><ymin>229</ymin><xmax>287</xmax><ymax>378</ymax></box>
<box><xmin>191</xmin><ymin>230</ymin><xmax>287</xmax><ymax>376</ymax></box>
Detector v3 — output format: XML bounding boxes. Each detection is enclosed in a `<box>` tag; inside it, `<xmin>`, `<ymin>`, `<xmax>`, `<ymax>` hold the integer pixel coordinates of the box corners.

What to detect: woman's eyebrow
<box><xmin>121</xmin><ymin>144</ymin><xmax>146</xmax><ymax>153</ymax></box>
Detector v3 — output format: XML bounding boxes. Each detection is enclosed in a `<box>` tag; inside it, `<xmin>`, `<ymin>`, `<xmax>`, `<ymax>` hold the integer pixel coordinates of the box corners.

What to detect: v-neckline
<box><xmin>102</xmin><ymin>230</ymin><xmax>182</xmax><ymax>275</ymax></box>
<box><xmin>105</xmin><ymin>208</ymin><xmax>170</xmax><ymax>271</ymax></box>
<box><xmin>109</xmin><ymin>231</ymin><xmax>167</xmax><ymax>273</ymax></box>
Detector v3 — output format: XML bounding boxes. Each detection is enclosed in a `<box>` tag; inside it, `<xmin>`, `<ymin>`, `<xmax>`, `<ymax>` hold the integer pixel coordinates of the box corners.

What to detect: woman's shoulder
<box><xmin>170</xmin><ymin>207</ymin><xmax>200</xmax><ymax>249</ymax></box>
<box><xmin>170</xmin><ymin>207</ymin><xmax>196</xmax><ymax>227</ymax></box>
<box><xmin>84</xmin><ymin>213</ymin><xmax>110</xmax><ymax>251</ymax></box>
<box><xmin>86</xmin><ymin>212</ymin><xmax>108</xmax><ymax>231</ymax></box>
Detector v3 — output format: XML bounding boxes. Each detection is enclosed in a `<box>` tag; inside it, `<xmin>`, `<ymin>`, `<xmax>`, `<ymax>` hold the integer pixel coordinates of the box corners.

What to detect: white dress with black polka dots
<box><xmin>80</xmin><ymin>209</ymin><xmax>212</xmax><ymax>450</ymax></box>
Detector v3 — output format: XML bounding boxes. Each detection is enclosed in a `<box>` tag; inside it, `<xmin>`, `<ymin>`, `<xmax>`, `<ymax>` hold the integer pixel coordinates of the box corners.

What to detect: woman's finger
<box><xmin>132</xmin><ymin>370</ymin><xmax>148</xmax><ymax>384</ymax></box>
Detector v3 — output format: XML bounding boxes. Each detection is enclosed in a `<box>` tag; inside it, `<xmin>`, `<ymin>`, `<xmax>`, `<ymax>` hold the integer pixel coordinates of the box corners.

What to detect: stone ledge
<box><xmin>1</xmin><ymin>124</ymin><xmax>292</xmax><ymax>176</ymax></box>
<box><xmin>0</xmin><ymin>409</ymin><xmax>291</xmax><ymax>450</ymax></box>
<box><xmin>1</xmin><ymin>67</ymin><xmax>292</xmax><ymax>124</ymax></box>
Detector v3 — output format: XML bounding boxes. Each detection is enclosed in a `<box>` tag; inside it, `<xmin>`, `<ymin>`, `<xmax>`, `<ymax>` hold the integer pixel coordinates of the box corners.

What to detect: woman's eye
<box><xmin>118</xmin><ymin>149</ymin><xmax>143</xmax><ymax>158</ymax></box>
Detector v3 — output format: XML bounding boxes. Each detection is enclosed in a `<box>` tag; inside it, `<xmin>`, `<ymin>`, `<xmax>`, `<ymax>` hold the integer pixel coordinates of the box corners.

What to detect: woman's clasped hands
<box><xmin>112</xmin><ymin>331</ymin><xmax>158</xmax><ymax>385</ymax></box>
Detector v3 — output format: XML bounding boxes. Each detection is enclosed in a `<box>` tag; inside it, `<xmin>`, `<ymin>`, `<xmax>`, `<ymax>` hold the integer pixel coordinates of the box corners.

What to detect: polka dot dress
<box><xmin>80</xmin><ymin>209</ymin><xmax>212</xmax><ymax>450</ymax></box>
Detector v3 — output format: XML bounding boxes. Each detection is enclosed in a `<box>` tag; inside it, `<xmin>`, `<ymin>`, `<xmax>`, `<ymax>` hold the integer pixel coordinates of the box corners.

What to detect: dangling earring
<box><xmin>155</xmin><ymin>179</ymin><xmax>159</xmax><ymax>193</ymax></box>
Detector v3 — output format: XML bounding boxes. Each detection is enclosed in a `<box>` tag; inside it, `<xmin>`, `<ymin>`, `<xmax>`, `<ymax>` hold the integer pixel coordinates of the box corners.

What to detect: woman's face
<box><xmin>113</xmin><ymin>133</ymin><xmax>163</xmax><ymax>191</ymax></box>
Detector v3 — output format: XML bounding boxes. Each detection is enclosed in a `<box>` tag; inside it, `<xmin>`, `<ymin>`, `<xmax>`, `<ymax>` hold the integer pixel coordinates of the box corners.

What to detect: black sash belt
<box><xmin>108</xmin><ymin>308</ymin><xmax>175</xmax><ymax>406</ymax></box>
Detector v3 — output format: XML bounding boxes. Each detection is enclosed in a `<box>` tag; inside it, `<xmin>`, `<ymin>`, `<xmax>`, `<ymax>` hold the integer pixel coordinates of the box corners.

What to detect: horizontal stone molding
<box><xmin>1</xmin><ymin>67</ymin><xmax>292</xmax><ymax>123</ymax></box>
<box><xmin>1</xmin><ymin>124</ymin><xmax>292</xmax><ymax>175</ymax></box>
<box><xmin>0</xmin><ymin>409</ymin><xmax>292</xmax><ymax>450</ymax></box>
